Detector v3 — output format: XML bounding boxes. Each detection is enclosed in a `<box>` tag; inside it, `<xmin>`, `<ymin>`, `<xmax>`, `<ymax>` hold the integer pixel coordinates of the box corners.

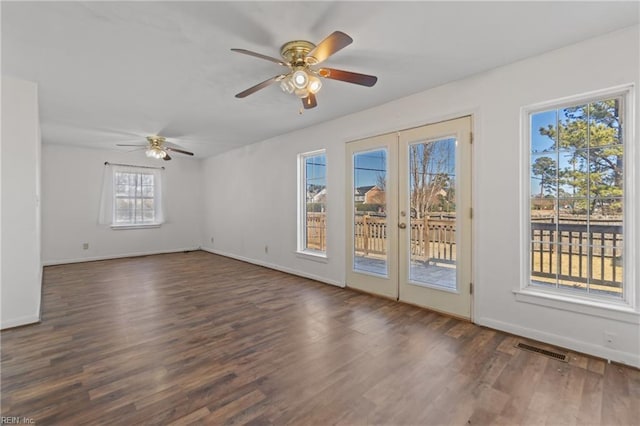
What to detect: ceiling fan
<box><xmin>231</xmin><ymin>31</ymin><xmax>377</xmax><ymax>109</ymax></box>
<box><xmin>117</xmin><ymin>136</ymin><xmax>194</xmax><ymax>161</ymax></box>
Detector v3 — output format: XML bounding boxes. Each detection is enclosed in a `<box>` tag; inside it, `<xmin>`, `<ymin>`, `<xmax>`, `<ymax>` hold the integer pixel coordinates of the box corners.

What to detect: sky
<box><xmin>354</xmin><ymin>149</ymin><xmax>387</xmax><ymax>188</ymax></box>
<box><xmin>305</xmin><ymin>153</ymin><xmax>326</xmax><ymax>189</ymax></box>
<box><xmin>529</xmin><ymin>102</ymin><xmax>622</xmax><ymax>199</ymax></box>
<box><xmin>530</xmin><ymin>108</ymin><xmax>585</xmax><ymax>196</ymax></box>
<box><xmin>352</xmin><ymin>137</ymin><xmax>456</xmax><ymax>190</ymax></box>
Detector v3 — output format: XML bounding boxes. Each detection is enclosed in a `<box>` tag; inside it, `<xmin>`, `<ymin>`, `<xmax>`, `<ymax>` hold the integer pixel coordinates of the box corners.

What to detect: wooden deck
<box><xmin>1</xmin><ymin>251</ymin><xmax>638</xmax><ymax>425</ymax></box>
<box><xmin>355</xmin><ymin>255</ymin><xmax>457</xmax><ymax>290</ymax></box>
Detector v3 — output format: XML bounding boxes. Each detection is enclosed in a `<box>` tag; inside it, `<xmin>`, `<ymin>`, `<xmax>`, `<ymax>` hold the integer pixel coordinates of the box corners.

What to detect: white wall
<box><xmin>202</xmin><ymin>26</ymin><xmax>640</xmax><ymax>367</ymax></box>
<box><xmin>1</xmin><ymin>77</ymin><xmax>42</xmax><ymax>329</ymax></box>
<box><xmin>41</xmin><ymin>145</ymin><xmax>202</xmax><ymax>264</ymax></box>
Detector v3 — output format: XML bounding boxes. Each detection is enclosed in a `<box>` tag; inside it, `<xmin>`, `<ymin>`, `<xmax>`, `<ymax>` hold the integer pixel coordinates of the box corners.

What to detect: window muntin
<box><xmin>113</xmin><ymin>171</ymin><xmax>158</xmax><ymax>225</ymax></box>
<box><xmin>528</xmin><ymin>95</ymin><xmax>625</xmax><ymax>299</ymax></box>
<box><xmin>299</xmin><ymin>151</ymin><xmax>327</xmax><ymax>255</ymax></box>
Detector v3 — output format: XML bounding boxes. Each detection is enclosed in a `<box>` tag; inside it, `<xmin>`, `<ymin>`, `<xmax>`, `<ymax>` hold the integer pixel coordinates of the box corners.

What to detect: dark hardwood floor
<box><xmin>1</xmin><ymin>251</ymin><xmax>638</xmax><ymax>425</ymax></box>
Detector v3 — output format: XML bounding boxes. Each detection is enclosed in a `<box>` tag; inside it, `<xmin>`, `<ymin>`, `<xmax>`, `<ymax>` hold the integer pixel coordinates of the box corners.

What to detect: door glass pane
<box><xmin>353</xmin><ymin>149</ymin><xmax>388</xmax><ymax>276</ymax></box>
<box><xmin>408</xmin><ymin>138</ymin><xmax>457</xmax><ymax>290</ymax></box>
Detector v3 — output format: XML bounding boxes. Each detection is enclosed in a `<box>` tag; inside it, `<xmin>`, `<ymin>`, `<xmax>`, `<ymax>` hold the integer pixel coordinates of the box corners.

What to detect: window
<box><xmin>298</xmin><ymin>150</ymin><xmax>327</xmax><ymax>256</ymax></box>
<box><xmin>99</xmin><ymin>164</ymin><xmax>164</xmax><ymax>228</ymax></box>
<box><xmin>114</xmin><ymin>170</ymin><xmax>157</xmax><ymax>225</ymax></box>
<box><xmin>524</xmin><ymin>87</ymin><xmax>634</xmax><ymax>303</ymax></box>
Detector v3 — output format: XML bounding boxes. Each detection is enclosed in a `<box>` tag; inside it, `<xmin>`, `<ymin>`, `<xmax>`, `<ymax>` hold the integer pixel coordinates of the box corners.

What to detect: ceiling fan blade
<box><xmin>163</xmin><ymin>140</ymin><xmax>186</xmax><ymax>149</ymax></box>
<box><xmin>318</xmin><ymin>68</ymin><xmax>377</xmax><ymax>87</ymax></box>
<box><xmin>92</xmin><ymin>128</ymin><xmax>147</xmax><ymax>138</ymax></box>
<box><xmin>165</xmin><ymin>147</ymin><xmax>194</xmax><ymax>156</ymax></box>
<box><xmin>306</xmin><ymin>31</ymin><xmax>353</xmax><ymax>64</ymax></box>
<box><xmin>231</xmin><ymin>48</ymin><xmax>289</xmax><ymax>67</ymax></box>
<box><xmin>116</xmin><ymin>144</ymin><xmax>147</xmax><ymax>147</ymax></box>
<box><xmin>302</xmin><ymin>93</ymin><xmax>317</xmax><ymax>109</ymax></box>
<box><xmin>235</xmin><ymin>75</ymin><xmax>286</xmax><ymax>98</ymax></box>
<box><xmin>163</xmin><ymin>154</ymin><xmax>172</xmax><ymax>161</ymax></box>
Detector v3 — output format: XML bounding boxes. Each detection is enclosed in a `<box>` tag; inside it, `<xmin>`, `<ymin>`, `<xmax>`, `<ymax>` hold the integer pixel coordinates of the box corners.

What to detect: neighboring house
<box><xmin>364</xmin><ymin>186</ymin><xmax>385</xmax><ymax>205</ymax></box>
<box><xmin>531</xmin><ymin>195</ymin><xmax>555</xmax><ymax>211</ymax></box>
<box><xmin>306</xmin><ymin>187</ymin><xmax>325</xmax><ymax>203</ymax></box>
<box><xmin>422</xmin><ymin>187</ymin><xmax>448</xmax><ymax>205</ymax></box>
<box><xmin>353</xmin><ymin>185</ymin><xmax>375</xmax><ymax>203</ymax></box>
<box><xmin>434</xmin><ymin>188</ymin><xmax>447</xmax><ymax>199</ymax></box>
<box><xmin>354</xmin><ymin>185</ymin><xmax>375</xmax><ymax>203</ymax></box>
<box><xmin>312</xmin><ymin>188</ymin><xmax>327</xmax><ymax>203</ymax></box>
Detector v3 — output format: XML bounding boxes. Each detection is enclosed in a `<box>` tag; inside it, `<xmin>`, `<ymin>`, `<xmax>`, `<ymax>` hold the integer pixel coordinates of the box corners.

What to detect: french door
<box><xmin>346</xmin><ymin>116</ymin><xmax>473</xmax><ymax>319</ymax></box>
<box><xmin>345</xmin><ymin>133</ymin><xmax>399</xmax><ymax>299</ymax></box>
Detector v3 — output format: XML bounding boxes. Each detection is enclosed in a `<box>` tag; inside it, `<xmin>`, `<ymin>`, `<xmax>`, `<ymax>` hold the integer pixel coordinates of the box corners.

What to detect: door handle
<box><xmin>398</xmin><ymin>223</ymin><xmax>407</xmax><ymax>229</ymax></box>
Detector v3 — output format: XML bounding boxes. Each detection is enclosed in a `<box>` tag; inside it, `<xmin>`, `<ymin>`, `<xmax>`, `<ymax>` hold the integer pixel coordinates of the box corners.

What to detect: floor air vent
<box><xmin>515</xmin><ymin>342</ymin><xmax>568</xmax><ymax>362</ymax></box>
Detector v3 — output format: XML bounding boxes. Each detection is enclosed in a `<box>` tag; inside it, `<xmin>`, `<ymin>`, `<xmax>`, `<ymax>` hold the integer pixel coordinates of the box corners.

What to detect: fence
<box><xmin>307</xmin><ymin>213</ymin><xmax>623</xmax><ymax>291</ymax></box>
<box><xmin>354</xmin><ymin>215</ymin><xmax>388</xmax><ymax>256</ymax></box>
<box><xmin>352</xmin><ymin>214</ymin><xmax>456</xmax><ymax>263</ymax></box>
<box><xmin>531</xmin><ymin>221</ymin><xmax>623</xmax><ymax>288</ymax></box>
<box><xmin>409</xmin><ymin>217</ymin><xmax>456</xmax><ymax>263</ymax></box>
<box><xmin>306</xmin><ymin>212</ymin><xmax>326</xmax><ymax>251</ymax></box>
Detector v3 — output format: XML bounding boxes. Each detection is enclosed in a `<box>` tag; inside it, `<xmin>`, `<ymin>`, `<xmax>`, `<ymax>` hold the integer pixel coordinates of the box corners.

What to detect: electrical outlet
<box><xmin>264</xmin><ymin>245</ymin><xmax>268</xmax><ymax>254</ymax></box>
<box><xmin>82</xmin><ymin>243</ymin><xmax>89</xmax><ymax>250</ymax></box>
<box><xmin>604</xmin><ymin>332</ymin><xmax>616</xmax><ymax>348</ymax></box>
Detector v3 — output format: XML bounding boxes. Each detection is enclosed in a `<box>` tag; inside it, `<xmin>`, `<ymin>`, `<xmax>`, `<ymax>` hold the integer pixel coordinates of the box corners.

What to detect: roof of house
<box><xmin>355</xmin><ymin>185</ymin><xmax>376</xmax><ymax>195</ymax></box>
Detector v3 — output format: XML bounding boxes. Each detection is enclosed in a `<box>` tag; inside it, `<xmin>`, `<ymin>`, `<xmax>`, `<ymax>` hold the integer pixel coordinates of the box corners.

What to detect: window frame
<box><xmin>111</xmin><ymin>168</ymin><xmax>162</xmax><ymax>229</ymax></box>
<box><xmin>297</xmin><ymin>149</ymin><xmax>328</xmax><ymax>259</ymax></box>
<box><xmin>518</xmin><ymin>84</ymin><xmax>637</xmax><ymax>313</ymax></box>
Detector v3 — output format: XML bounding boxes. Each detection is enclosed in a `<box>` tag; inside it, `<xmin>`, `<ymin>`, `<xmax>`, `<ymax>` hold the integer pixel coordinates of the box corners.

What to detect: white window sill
<box><xmin>295</xmin><ymin>251</ymin><xmax>328</xmax><ymax>263</ymax></box>
<box><xmin>111</xmin><ymin>224</ymin><xmax>162</xmax><ymax>230</ymax></box>
<box><xmin>514</xmin><ymin>288</ymin><xmax>639</xmax><ymax>325</ymax></box>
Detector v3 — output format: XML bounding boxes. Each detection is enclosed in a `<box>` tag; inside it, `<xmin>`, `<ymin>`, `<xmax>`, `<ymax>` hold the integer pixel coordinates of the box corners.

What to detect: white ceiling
<box><xmin>2</xmin><ymin>1</ymin><xmax>638</xmax><ymax>158</ymax></box>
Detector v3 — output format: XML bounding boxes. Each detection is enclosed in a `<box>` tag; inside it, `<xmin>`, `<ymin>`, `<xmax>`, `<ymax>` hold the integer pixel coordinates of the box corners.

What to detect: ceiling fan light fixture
<box><xmin>280</xmin><ymin>78</ymin><xmax>295</xmax><ymax>94</ymax></box>
<box><xmin>308</xmin><ymin>76</ymin><xmax>322</xmax><ymax>94</ymax></box>
<box><xmin>292</xmin><ymin>70</ymin><xmax>308</xmax><ymax>89</ymax></box>
<box><xmin>119</xmin><ymin>135</ymin><xmax>192</xmax><ymax>161</ymax></box>
<box><xmin>294</xmin><ymin>87</ymin><xmax>310</xmax><ymax>98</ymax></box>
<box><xmin>146</xmin><ymin>147</ymin><xmax>166</xmax><ymax>159</ymax></box>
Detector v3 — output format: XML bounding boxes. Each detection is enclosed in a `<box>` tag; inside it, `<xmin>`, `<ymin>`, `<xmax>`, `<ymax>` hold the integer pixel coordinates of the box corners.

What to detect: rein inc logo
<box><xmin>1</xmin><ymin>417</ymin><xmax>35</xmax><ymax>424</ymax></box>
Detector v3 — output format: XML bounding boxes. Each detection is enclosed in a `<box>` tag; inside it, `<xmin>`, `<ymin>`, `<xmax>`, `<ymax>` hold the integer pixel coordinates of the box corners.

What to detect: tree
<box><xmin>531</xmin><ymin>156</ymin><xmax>557</xmax><ymax>197</ymax></box>
<box><xmin>375</xmin><ymin>173</ymin><xmax>386</xmax><ymax>191</ymax></box>
<box><xmin>410</xmin><ymin>140</ymin><xmax>454</xmax><ymax>218</ymax></box>
<box><xmin>538</xmin><ymin>99</ymin><xmax>623</xmax><ymax>215</ymax></box>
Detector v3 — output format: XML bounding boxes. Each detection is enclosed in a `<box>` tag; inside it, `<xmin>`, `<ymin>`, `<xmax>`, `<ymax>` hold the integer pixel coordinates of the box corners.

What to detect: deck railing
<box><xmin>409</xmin><ymin>218</ymin><xmax>456</xmax><ymax>263</ymax></box>
<box><xmin>352</xmin><ymin>214</ymin><xmax>456</xmax><ymax>263</ymax></box>
<box><xmin>530</xmin><ymin>221</ymin><xmax>623</xmax><ymax>288</ymax></box>
<box><xmin>305</xmin><ymin>212</ymin><xmax>326</xmax><ymax>251</ymax></box>
<box><xmin>307</xmin><ymin>213</ymin><xmax>623</xmax><ymax>290</ymax></box>
<box><xmin>354</xmin><ymin>215</ymin><xmax>388</xmax><ymax>256</ymax></box>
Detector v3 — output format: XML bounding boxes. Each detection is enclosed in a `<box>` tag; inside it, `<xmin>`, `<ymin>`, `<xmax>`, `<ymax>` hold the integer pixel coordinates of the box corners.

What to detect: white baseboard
<box><xmin>477</xmin><ymin>316</ymin><xmax>640</xmax><ymax>369</ymax></box>
<box><xmin>1</xmin><ymin>313</ymin><xmax>40</xmax><ymax>330</ymax></box>
<box><xmin>42</xmin><ymin>247</ymin><xmax>201</xmax><ymax>266</ymax></box>
<box><xmin>201</xmin><ymin>247</ymin><xmax>344</xmax><ymax>288</ymax></box>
